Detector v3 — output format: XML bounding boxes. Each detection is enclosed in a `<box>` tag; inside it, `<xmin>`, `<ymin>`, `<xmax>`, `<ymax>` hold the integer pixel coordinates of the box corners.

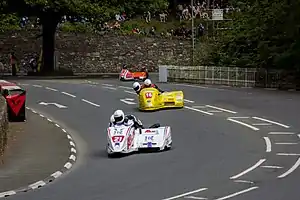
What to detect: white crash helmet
<box><xmin>144</xmin><ymin>79</ymin><xmax>152</xmax><ymax>86</ymax></box>
<box><xmin>113</xmin><ymin>110</ymin><xmax>125</xmax><ymax>124</ymax></box>
<box><xmin>133</xmin><ymin>82</ymin><xmax>141</xmax><ymax>92</ymax></box>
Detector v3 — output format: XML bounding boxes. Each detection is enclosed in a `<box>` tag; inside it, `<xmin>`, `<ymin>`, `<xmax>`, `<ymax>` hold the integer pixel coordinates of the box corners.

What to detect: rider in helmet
<box><xmin>122</xmin><ymin>64</ymin><xmax>127</xmax><ymax>69</ymax></box>
<box><xmin>141</xmin><ymin>79</ymin><xmax>164</xmax><ymax>93</ymax></box>
<box><xmin>109</xmin><ymin>109</ymin><xmax>144</xmax><ymax>129</ymax></box>
<box><xmin>133</xmin><ymin>82</ymin><xmax>141</xmax><ymax>94</ymax></box>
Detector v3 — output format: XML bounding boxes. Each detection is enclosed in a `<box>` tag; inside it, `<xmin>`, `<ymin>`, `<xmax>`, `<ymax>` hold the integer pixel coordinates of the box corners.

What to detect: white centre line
<box><xmin>205</xmin><ymin>105</ymin><xmax>237</xmax><ymax>114</ymax></box>
<box><xmin>120</xmin><ymin>99</ymin><xmax>136</xmax><ymax>105</ymax></box>
<box><xmin>124</xmin><ymin>90</ymin><xmax>136</xmax><ymax>94</ymax></box>
<box><xmin>277</xmin><ymin>153</ymin><xmax>300</xmax><ymax>156</ymax></box>
<box><xmin>227</xmin><ymin>118</ymin><xmax>259</xmax><ymax>131</ymax></box>
<box><xmin>252</xmin><ymin>117</ymin><xmax>290</xmax><ymax>128</ymax></box>
<box><xmin>81</xmin><ymin>99</ymin><xmax>100</xmax><ymax>107</ymax></box>
<box><xmin>227</xmin><ymin>116</ymin><xmax>249</xmax><ymax>119</ymax></box>
<box><xmin>184</xmin><ymin>99</ymin><xmax>195</xmax><ymax>103</ymax></box>
<box><xmin>61</xmin><ymin>91</ymin><xmax>76</xmax><ymax>98</ymax></box>
<box><xmin>252</xmin><ymin>123</ymin><xmax>272</xmax><ymax>126</ymax></box>
<box><xmin>102</xmin><ymin>86</ymin><xmax>117</xmax><ymax>90</ymax></box>
<box><xmin>230</xmin><ymin>159</ymin><xmax>266</xmax><ymax>179</ymax></box>
<box><xmin>46</xmin><ymin>87</ymin><xmax>58</xmax><ymax>91</ymax></box>
<box><xmin>261</xmin><ymin>165</ymin><xmax>283</xmax><ymax>169</ymax></box>
<box><xmin>162</xmin><ymin>188</ymin><xmax>208</xmax><ymax>200</ymax></box>
<box><xmin>269</xmin><ymin>132</ymin><xmax>295</xmax><ymax>135</ymax></box>
<box><xmin>214</xmin><ymin>187</ymin><xmax>259</xmax><ymax>200</ymax></box>
<box><xmin>207</xmin><ymin>110</ymin><xmax>222</xmax><ymax>113</ymax></box>
<box><xmin>234</xmin><ymin>180</ymin><xmax>254</xmax><ymax>184</ymax></box>
<box><xmin>33</xmin><ymin>84</ymin><xmax>42</xmax><ymax>88</ymax></box>
<box><xmin>102</xmin><ymin>83</ymin><xmax>113</xmax><ymax>87</ymax></box>
<box><xmin>119</xmin><ymin>86</ymin><xmax>132</xmax><ymax>90</ymax></box>
<box><xmin>278</xmin><ymin>157</ymin><xmax>300</xmax><ymax>178</ymax></box>
<box><xmin>275</xmin><ymin>142</ymin><xmax>298</xmax><ymax>145</ymax></box>
<box><xmin>277</xmin><ymin>158</ymin><xmax>300</xmax><ymax>178</ymax></box>
<box><xmin>185</xmin><ymin>196</ymin><xmax>207</xmax><ymax>200</ymax></box>
<box><xmin>263</xmin><ymin>137</ymin><xmax>272</xmax><ymax>152</ymax></box>
<box><xmin>184</xmin><ymin>106</ymin><xmax>213</xmax><ymax>115</ymax></box>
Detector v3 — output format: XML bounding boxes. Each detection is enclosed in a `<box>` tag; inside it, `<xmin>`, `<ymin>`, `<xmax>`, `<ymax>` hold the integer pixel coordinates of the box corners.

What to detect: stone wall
<box><xmin>0</xmin><ymin>96</ymin><xmax>8</xmax><ymax>158</ymax></box>
<box><xmin>0</xmin><ymin>30</ymin><xmax>192</xmax><ymax>73</ymax></box>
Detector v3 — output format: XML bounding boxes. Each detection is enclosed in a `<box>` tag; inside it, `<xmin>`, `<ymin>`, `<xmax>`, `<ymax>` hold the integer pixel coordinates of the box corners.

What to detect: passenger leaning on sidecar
<box><xmin>132</xmin><ymin>79</ymin><xmax>164</xmax><ymax>94</ymax></box>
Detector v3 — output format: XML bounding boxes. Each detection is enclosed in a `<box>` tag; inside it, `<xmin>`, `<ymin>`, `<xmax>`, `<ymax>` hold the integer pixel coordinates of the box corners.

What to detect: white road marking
<box><xmin>234</xmin><ymin>180</ymin><xmax>254</xmax><ymax>184</ymax></box>
<box><xmin>277</xmin><ymin>153</ymin><xmax>300</xmax><ymax>156</ymax></box>
<box><xmin>227</xmin><ymin>116</ymin><xmax>249</xmax><ymax>119</ymax></box>
<box><xmin>252</xmin><ymin>123</ymin><xmax>272</xmax><ymax>126</ymax></box>
<box><xmin>71</xmin><ymin>148</ymin><xmax>77</xmax><ymax>153</ymax></box>
<box><xmin>263</xmin><ymin>137</ymin><xmax>272</xmax><ymax>152</ymax></box>
<box><xmin>120</xmin><ymin>99</ymin><xmax>136</xmax><ymax>105</ymax></box>
<box><xmin>125</xmin><ymin>98</ymin><xmax>135</xmax><ymax>101</ymax></box>
<box><xmin>162</xmin><ymin>188</ymin><xmax>208</xmax><ymax>200</ymax></box>
<box><xmin>275</xmin><ymin>142</ymin><xmax>298</xmax><ymax>145</ymax></box>
<box><xmin>230</xmin><ymin>159</ymin><xmax>266</xmax><ymax>179</ymax></box>
<box><xmin>227</xmin><ymin>118</ymin><xmax>259</xmax><ymax>131</ymax></box>
<box><xmin>69</xmin><ymin>155</ymin><xmax>76</xmax><ymax>161</ymax></box>
<box><xmin>261</xmin><ymin>165</ymin><xmax>283</xmax><ymax>169</ymax></box>
<box><xmin>278</xmin><ymin>157</ymin><xmax>300</xmax><ymax>178</ymax></box>
<box><xmin>207</xmin><ymin>110</ymin><xmax>222</xmax><ymax>113</ymax></box>
<box><xmin>102</xmin><ymin>83</ymin><xmax>113</xmax><ymax>87</ymax></box>
<box><xmin>102</xmin><ymin>86</ymin><xmax>117</xmax><ymax>90</ymax></box>
<box><xmin>64</xmin><ymin>162</ymin><xmax>72</xmax><ymax>169</ymax></box>
<box><xmin>18</xmin><ymin>83</ymin><xmax>29</xmax><ymax>86</ymax></box>
<box><xmin>46</xmin><ymin>87</ymin><xmax>58</xmax><ymax>91</ymax></box>
<box><xmin>39</xmin><ymin>114</ymin><xmax>44</xmax><ymax>118</ymax></box>
<box><xmin>69</xmin><ymin>141</ymin><xmax>75</xmax><ymax>147</ymax></box>
<box><xmin>184</xmin><ymin>196</ymin><xmax>207</xmax><ymax>200</ymax></box>
<box><xmin>269</xmin><ymin>132</ymin><xmax>294</xmax><ymax>135</ymax></box>
<box><xmin>184</xmin><ymin>106</ymin><xmax>213</xmax><ymax>115</ymax></box>
<box><xmin>51</xmin><ymin>171</ymin><xmax>63</xmax><ymax>178</ymax></box>
<box><xmin>55</xmin><ymin>124</ymin><xmax>60</xmax><ymax>127</ymax></box>
<box><xmin>81</xmin><ymin>99</ymin><xmax>100</xmax><ymax>107</ymax></box>
<box><xmin>119</xmin><ymin>86</ymin><xmax>132</xmax><ymax>89</ymax></box>
<box><xmin>205</xmin><ymin>105</ymin><xmax>237</xmax><ymax>114</ymax></box>
<box><xmin>297</xmin><ymin>134</ymin><xmax>300</xmax><ymax>139</ymax></box>
<box><xmin>184</xmin><ymin>99</ymin><xmax>195</xmax><ymax>103</ymax></box>
<box><xmin>124</xmin><ymin>90</ymin><xmax>136</xmax><ymax>94</ymax></box>
<box><xmin>29</xmin><ymin>180</ymin><xmax>46</xmax><ymax>189</ymax></box>
<box><xmin>67</xmin><ymin>135</ymin><xmax>72</xmax><ymax>140</ymax></box>
<box><xmin>192</xmin><ymin>106</ymin><xmax>206</xmax><ymax>109</ymax></box>
<box><xmin>252</xmin><ymin>117</ymin><xmax>290</xmax><ymax>128</ymax></box>
<box><xmin>61</xmin><ymin>91</ymin><xmax>76</xmax><ymax>98</ymax></box>
<box><xmin>47</xmin><ymin>118</ymin><xmax>52</xmax><ymax>122</ymax></box>
<box><xmin>33</xmin><ymin>84</ymin><xmax>42</xmax><ymax>87</ymax></box>
<box><xmin>0</xmin><ymin>191</ymin><xmax>16</xmax><ymax>197</ymax></box>
<box><xmin>215</xmin><ymin>187</ymin><xmax>259</xmax><ymax>200</ymax></box>
<box><xmin>62</xmin><ymin>129</ymin><xmax>67</xmax><ymax>133</ymax></box>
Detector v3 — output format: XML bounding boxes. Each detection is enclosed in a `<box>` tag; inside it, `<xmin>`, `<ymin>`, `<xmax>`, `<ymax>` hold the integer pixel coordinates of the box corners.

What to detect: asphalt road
<box><xmin>5</xmin><ymin>78</ymin><xmax>300</xmax><ymax>200</ymax></box>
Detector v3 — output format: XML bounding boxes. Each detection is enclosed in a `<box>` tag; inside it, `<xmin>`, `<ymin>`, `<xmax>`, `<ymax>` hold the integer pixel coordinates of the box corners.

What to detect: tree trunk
<box><xmin>41</xmin><ymin>14</ymin><xmax>61</xmax><ymax>74</ymax></box>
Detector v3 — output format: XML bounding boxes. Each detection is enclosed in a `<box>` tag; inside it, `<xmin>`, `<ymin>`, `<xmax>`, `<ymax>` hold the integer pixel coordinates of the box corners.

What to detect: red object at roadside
<box><xmin>0</xmin><ymin>81</ymin><xmax>26</xmax><ymax>121</ymax></box>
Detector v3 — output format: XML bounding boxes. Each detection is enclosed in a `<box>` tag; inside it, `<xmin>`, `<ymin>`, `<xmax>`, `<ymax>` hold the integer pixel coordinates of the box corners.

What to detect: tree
<box><xmin>215</xmin><ymin>0</ymin><xmax>300</xmax><ymax>71</ymax></box>
<box><xmin>1</xmin><ymin>0</ymin><xmax>168</xmax><ymax>73</ymax></box>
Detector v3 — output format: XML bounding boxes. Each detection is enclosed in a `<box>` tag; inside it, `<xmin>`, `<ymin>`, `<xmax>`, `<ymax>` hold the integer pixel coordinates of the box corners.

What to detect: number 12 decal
<box><xmin>145</xmin><ymin>92</ymin><xmax>152</xmax><ymax>98</ymax></box>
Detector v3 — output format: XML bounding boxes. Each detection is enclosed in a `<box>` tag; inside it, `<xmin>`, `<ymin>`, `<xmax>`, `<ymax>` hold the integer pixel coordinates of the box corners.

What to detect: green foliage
<box><xmin>0</xmin><ymin>14</ymin><xmax>20</xmax><ymax>32</ymax></box>
<box><xmin>59</xmin><ymin>22</ymin><xmax>94</xmax><ymax>33</ymax></box>
<box><xmin>215</xmin><ymin>0</ymin><xmax>300</xmax><ymax>70</ymax></box>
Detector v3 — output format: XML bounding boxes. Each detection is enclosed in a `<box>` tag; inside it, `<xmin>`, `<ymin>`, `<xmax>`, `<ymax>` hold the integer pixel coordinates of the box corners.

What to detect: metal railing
<box><xmin>164</xmin><ymin>65</ymin><xmax>300</xmax><ymax>89</ymax></box>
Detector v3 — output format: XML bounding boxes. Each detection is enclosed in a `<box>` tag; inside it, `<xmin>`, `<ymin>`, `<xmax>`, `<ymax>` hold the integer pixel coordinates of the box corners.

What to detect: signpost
<box><xmin>212</xmin><ymin>9</ymin><xmax>224</xmax><ymax>20</ymax></box>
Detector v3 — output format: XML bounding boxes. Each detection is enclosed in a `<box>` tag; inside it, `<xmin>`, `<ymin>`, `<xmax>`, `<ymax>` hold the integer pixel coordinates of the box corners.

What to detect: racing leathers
<box><xmin>109</xmin><ymin>114</ymin><xmax>144</xmax><ymax>129</ymax></box>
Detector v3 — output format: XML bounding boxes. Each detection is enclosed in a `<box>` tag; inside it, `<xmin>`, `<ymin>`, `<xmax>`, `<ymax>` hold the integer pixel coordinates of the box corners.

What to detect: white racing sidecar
<box><xmin>106</xmin><ymin>121</ymin><xmax>172</xmax><ymax>157</ymax></box>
